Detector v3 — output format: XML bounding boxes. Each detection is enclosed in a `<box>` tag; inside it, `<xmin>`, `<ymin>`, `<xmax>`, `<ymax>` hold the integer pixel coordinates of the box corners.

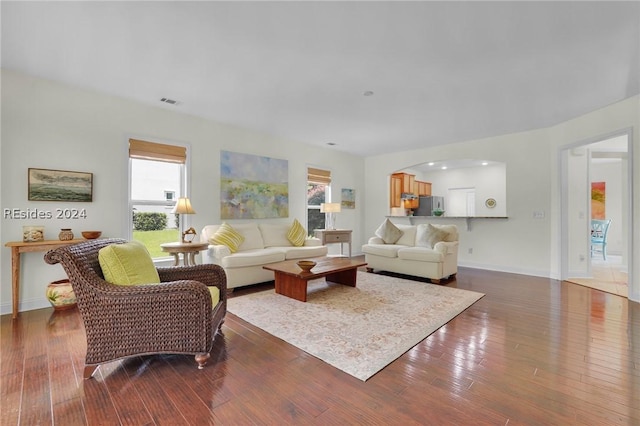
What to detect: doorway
<box><xmin>561</xmin><ymin>132</ymin><xmax>631</xmax><ymax>297</ymax></box>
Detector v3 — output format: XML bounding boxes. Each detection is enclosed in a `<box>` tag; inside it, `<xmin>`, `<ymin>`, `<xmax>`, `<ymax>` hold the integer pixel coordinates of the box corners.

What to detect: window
<box><xmin>129</xmin><ymin>139</ymin><xmax>188</xmax><ymax>258</ymax></box>
<box><xmin>307</xmin><ymin>167</ymin><xmax>331</xmax><ymax>234</ymax></box>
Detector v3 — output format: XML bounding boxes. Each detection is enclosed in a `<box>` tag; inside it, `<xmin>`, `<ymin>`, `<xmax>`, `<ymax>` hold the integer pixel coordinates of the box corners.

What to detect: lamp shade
<box><xmin>171</xmin><ymin>197</ymin><xmax>196</xmax><ymax>215</ymax></box>
<box><xmin>320</xmin><ymin>202</ymin><xmax>341</xmax><ymax>213</ymax></box>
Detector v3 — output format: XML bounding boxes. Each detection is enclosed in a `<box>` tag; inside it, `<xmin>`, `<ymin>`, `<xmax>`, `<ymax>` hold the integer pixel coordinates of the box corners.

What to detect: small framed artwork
<box><xmin>28</xmin><ymin>168</ymin><xmax>93</xmax><ymax>202</ymax></box>
<box><xmin>341</xmin><ymin>188</ymin><xmax>355</xmax><ymax>209</ymax></box>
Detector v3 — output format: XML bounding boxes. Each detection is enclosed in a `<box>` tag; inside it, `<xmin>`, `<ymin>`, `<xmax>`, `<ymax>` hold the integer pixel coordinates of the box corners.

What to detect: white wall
<box><xmin>365</xmin><ymin>95</ymin><xmax>640</xmax><ymax>301</ymax></box>
<box><xmin>420</xmin><ymin>164</ymin><xmax>507</xmax><ymax>217</ymax></box>
<box><xmin>0</xmin><ymin>70</ymin><xmax>365</xmax><ymax>314</ymax></box>
<box><xmin>366</xmin><ymin>127</ymin><xmax>553</xmax><ymax>278</ymax></box>
<box><xmin>549</xmin><ymin>96</ymin><xmax>639</xmax><ymax>301</ymax></box>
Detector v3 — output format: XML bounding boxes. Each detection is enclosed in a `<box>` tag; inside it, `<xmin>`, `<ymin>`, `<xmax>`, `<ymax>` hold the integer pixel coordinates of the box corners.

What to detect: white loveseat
<box><xmin>201</xmin><ymin>223</ymin><xmax>328</xmax><ymax>290</ymax></box>
<box><xmin>362</xmin><ymin>222</ymin><xmax>459</xmax><ymax>283</ymax></box>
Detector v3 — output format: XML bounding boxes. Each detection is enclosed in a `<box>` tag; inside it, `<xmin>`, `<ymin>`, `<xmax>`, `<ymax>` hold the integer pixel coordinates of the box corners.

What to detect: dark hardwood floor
<box><xmin>2</xmin><ymin>263</ymin><xmax>639</xmax><ymax>425</ymax></box>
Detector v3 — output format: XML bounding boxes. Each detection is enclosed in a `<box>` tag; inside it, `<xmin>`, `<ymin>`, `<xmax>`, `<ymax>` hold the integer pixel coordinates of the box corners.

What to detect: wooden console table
<box><xmin>4</xmin><ymin>239</ymin><xmax>85</xmax><ymax>319</ymax></box>
<box><xmin>314</xmin><ymin>229</ymin><xmax>352</xmax><ymax>257</ymax></box>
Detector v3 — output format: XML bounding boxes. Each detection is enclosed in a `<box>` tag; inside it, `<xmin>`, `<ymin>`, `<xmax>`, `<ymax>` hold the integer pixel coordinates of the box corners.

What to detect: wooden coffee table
<box><xmin>263</xmin><ymin>256</ymin><xmax>367</xmax><ymax>302</ymax></box>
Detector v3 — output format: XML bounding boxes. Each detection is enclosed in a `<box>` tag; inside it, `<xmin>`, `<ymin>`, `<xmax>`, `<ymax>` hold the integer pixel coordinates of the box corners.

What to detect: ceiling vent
<box><xmin>160</xmin><ymin>97</ymin><xmax>179</xmax><ymax>105</ymax></box>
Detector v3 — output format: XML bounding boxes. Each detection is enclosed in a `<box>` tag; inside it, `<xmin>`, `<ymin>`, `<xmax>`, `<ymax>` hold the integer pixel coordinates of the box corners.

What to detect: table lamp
<box><xmin>172</xmin><ymin>197</ymin><xmax>197</xmax><ymax>243</ymax></box>
<box><xmin>320</xmin><ymin>202</ymin><xmax>341</xmax><ymax>230</ymax></box>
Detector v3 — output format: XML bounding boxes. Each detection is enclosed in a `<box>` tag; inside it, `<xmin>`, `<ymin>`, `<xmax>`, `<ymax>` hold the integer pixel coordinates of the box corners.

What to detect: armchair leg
<box><xmin>83</xmin><ymin>365</ymin><xmax>98</xmax><ymax>379</ymax></box>
<box><xmin>195</xmin><ymin>353</ymin><xmax>210</xmax><ymax>369</ymax></box>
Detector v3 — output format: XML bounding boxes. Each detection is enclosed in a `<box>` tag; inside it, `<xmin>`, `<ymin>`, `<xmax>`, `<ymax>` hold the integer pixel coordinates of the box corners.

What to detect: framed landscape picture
<box><xmin>341</xmin><ymin>188</ymin><xmax>355</xmax><ymax>209</ymax></box>
<box><xmin>28</xmin><ymin>168</ymin><xmax>93</xmax><ymax>202</ymax></box>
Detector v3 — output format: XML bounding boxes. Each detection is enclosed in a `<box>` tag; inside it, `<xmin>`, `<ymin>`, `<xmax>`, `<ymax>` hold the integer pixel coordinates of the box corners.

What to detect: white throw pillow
<box><xmin>416</xmin><ymin>224</ymin><xmax>449</xmax><ymax>249</ymax></box>
<box><xmin>375</xmin><ymin>219</ymin><xmax>403</xmax><ymax>244</ymax></box>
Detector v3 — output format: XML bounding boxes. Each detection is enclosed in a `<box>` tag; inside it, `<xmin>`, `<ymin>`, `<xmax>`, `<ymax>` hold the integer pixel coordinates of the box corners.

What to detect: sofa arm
<box><xmin>303</xmin><ymin>237</ymin><xmax>322</xmax><ymax>247</ymax></box>
<box><xmin>433</xmin><ymin>241</ymin><xmax>458</xmax><ymax>255</ymax></box>
<box><xmin>206</xmin><ymin>244</ymin><xmax>231</xmax><ymax>264</ymax></box>
<box><xmin>368</xmin><ymin>236</ymin><xmax>385</xmax><ymax>244</ymax></box>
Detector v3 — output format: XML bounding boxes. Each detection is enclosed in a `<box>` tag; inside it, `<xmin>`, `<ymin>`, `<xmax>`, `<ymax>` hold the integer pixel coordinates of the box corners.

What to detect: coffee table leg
<box><xmin>274</xmin><ymin>272</ymin><xmax>308</xmax><ymax>302</ymax></box>
<box><xmin>326</xmin><ymin>268</ymin><xmax>358</xmax><ymax>287</ymax></box>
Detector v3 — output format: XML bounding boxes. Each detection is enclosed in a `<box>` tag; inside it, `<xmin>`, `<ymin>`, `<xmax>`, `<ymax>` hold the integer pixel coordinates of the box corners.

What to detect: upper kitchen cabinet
<box><xmin>390</xmin><ymin>172</ymin><xmax>417</xmax><ymax>207</ymax></box>
<box><xmin>415</xmin><ymin>180</ymin><xmax>432</xmax><ymax>196</ymax></box>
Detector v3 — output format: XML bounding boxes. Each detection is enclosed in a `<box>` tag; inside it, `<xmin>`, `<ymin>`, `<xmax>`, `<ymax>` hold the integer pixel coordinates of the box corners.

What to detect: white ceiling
<box><xmin>2</xmin><ymin>1</ymin><xmax>639</xmax><ymax>157</ymax></box>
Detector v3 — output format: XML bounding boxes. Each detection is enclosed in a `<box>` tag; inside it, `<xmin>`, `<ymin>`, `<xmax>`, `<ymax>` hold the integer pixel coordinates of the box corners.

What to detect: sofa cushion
<box><xmin>416</xmin><ymin>224</ymin><xmax>449</xmax><ymax>249</ymax></box>
<box><xmin>221</xmin><ymin>248</ymin><xmax>285</xmax><ymax>268</ymax></box>
<box><xmin>233</xmin><ymin>223</ymin><xmax>265</xmax><ymax>251</ymax></box>
<box><xmin>280</xmin><ymin>245</ymin><xmax>328</xmax><ymax>260</ymax></box>
<box><xmin>259</xmin><ymin>223</ymin><xmax>292</xmax><ymax>247</ymax></box>
<box><xmin>396</xmin><ymin>224</ymin><xmax>418</xmax><ymax>246</ymax></box>
<box><xmin>362</xmin><ymin>244</ymin><xmax>403</xmax><ymax>258</ymax></box>
<box><xmin>397</xmin><ymin>247</ymin><xmax>444</xmax><ymax>262</ymax></box>
<box><xmin>98</xmin><ymin>241</ymin><xmax>160</xmax><ymax>286</ymax></box>
<box><xmin>286</xmin><ymin>219</ymin><xmax>307</xmax><ymax>247</ymax></box>
<box><xmin>210</xmin><ymin>223</ymin><xmax>245</xmax><ymax>253</ymax></box>
<box><xmin>375</xmin><ymin>219</ymin><xmax>403</xmax><ymax>244</ymax></box>
<box><xmin>437</xmin><ymin>224</ymin><xmax>459</xmax><ymax>242</ymax></box>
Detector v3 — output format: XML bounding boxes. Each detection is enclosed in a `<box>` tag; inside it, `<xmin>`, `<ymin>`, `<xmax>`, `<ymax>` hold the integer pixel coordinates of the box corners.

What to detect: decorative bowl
<box><xmin>432</xmin><ymin>210</ymin><xmax>445</xmax><ymax>217</ymax></box>
<box><xmin>81</xmin><ymin>231</ymin><xmax>102</xmax><ymax>239</ymax></box>
<box><xmin>296</xmin><ymin>260</ymin><xmax>316</xmax><ymax>272</ymax></box>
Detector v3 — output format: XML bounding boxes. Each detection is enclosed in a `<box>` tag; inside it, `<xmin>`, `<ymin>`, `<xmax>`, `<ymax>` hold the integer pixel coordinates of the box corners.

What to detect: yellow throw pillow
<box><xmin>287</xmin><ymin>219</ymin><xmax>307</xmax><ymax>247</ymax></box>
<box><xmin>210</xmin><ymin>222</ymin><xmax>244</xmax><ymax>253</ymax></box>
<box><xmin>208</xmin><ymin>286</ymin><xmax>220</xmax><ymax>306</ymax></box>
<box><xmin>98</xmin><ymin>241</ymin><xmax>161</xmax><ymax>286</ymax></box>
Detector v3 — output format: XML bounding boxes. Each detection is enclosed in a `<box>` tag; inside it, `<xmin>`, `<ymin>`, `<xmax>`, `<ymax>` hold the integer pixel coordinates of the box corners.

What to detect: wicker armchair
<box><xmin>44</xmin><ymin>238</ymin><xmax>226</xmax><ymax>379</ymax></box>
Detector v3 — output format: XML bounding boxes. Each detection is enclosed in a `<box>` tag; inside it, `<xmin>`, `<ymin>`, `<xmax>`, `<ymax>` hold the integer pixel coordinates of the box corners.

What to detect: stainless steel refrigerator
<box><xmin>415</xmin><ymin>196</ymin><xmax>444</xmax><ymax>216</ymax></box>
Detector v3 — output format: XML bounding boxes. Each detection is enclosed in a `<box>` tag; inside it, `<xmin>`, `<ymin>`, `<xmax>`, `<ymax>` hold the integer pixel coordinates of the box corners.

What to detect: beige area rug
<box><xmin>227</xmin><ymin>271</ymin><xmax>484</xmax><ymax>381</ymax></box>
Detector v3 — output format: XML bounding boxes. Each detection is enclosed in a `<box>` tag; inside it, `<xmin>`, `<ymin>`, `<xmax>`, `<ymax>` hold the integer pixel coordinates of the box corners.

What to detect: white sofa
<box><xmin>201</xmin><ymin>223</ymin><xmax>328</xmax><ymax>290</ymax></box>
<box><xmin>361</xmin><ymin>223</ymin><xmax>459</xmax><ymax>283</ymax></box>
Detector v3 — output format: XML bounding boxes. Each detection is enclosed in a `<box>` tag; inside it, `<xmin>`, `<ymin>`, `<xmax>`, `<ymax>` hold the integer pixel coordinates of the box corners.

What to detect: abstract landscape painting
<box><xmin>28</xmin><ymin>168</ymin><xmax>93</xmax><ymax>202</ymax></box>
<box><xmin>220</xmin><ymin>151</ymin><xmax>289</xmax><ymax>219</ymax></box>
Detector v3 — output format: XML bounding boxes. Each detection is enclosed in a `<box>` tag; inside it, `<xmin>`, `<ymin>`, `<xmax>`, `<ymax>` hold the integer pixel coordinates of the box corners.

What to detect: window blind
<box><xmin>129</xmin><ymin>139</ymin><xmax>186</xmax><ymax>164</ymax></box>
<box><xmin>308</xmin><ymin>167</ymin><xmax>331</xmax><ymax>184</ymax></box>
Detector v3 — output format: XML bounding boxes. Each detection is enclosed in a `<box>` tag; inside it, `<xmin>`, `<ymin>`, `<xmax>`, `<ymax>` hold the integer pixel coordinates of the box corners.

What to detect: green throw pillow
<box><xmin>287</xmin><ymin>219</ymin><xmax>307</xmax><ymax>247</ymax></box>
<box><xmin>98</xmin><ymin>241</ymin><xmax>160</xmax><ymax>286</ymax></box>
<box><xmin>210</xmin><ymin>222</ymin><xmax>244</xmax><ymax>253</ymax></box>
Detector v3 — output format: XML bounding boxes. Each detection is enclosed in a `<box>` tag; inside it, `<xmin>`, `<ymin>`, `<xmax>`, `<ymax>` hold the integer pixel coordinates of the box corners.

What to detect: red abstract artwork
<box><xmin>591</xmin><ymin>181</ymin><xmax>606</xmax><ymax>219</ymax></box>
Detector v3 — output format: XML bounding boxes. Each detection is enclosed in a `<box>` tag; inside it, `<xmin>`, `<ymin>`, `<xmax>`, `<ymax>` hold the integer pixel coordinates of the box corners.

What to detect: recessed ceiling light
<box><xmin>482</xmin><ymin>162</ymin><xmax>489</xmax><ymax>166</ymax></box>
<box><xmin>441</xmin><ymin>166</ymin><xmax>447</xmax><ymax>170</ymax></box>
<box><xmin>363</xmin><ymin>91</ymin><xmax>374</xmax><ymax>96</ymax></box>
<box><xmin>428</xmin><ymin>162</ymin><xmax>435</xmax><ymax>166</ymax></box>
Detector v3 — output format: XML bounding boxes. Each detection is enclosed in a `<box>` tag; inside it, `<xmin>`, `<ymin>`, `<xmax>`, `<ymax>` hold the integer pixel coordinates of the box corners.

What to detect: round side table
<box><xmin>160</xmin><ymin>242</ymin><xmax>209</xmax><ymax>266</ymax></box>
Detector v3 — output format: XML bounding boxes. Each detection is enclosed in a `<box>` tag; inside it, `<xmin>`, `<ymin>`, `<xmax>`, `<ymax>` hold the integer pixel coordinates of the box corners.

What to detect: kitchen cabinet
<box><xmin>415</xmin><ymin>180</ymin><xmax>432</xmax><ymax>196</ymax></box>
<box><xmin>390</xmin><ymin>173</ymin><xmax>403</xmax><ymax>207</ymax></box>
<box><xmin>390</xmin><ymin>173</ymin><xmax>430</xmax><ymax>207</ymax></box>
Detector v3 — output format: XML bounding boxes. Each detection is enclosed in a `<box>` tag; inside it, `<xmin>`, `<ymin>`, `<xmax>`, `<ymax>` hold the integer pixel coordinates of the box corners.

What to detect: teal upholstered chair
<box><xmin>590</xmin><ymin>219</ymin><xmax>612</xmax><ymax>260</ymax></box>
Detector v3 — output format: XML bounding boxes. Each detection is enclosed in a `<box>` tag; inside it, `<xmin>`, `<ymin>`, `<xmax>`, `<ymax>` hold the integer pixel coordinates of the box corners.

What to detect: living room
<box><xmin>2</xmin><ymin>1</ymin><xmax>639</xmax><ymax>314</ymax></box>
<box><xmin>1</xmin><ymin>2</ymin><xmax>639</xmax><ymax>423</ymax></box>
